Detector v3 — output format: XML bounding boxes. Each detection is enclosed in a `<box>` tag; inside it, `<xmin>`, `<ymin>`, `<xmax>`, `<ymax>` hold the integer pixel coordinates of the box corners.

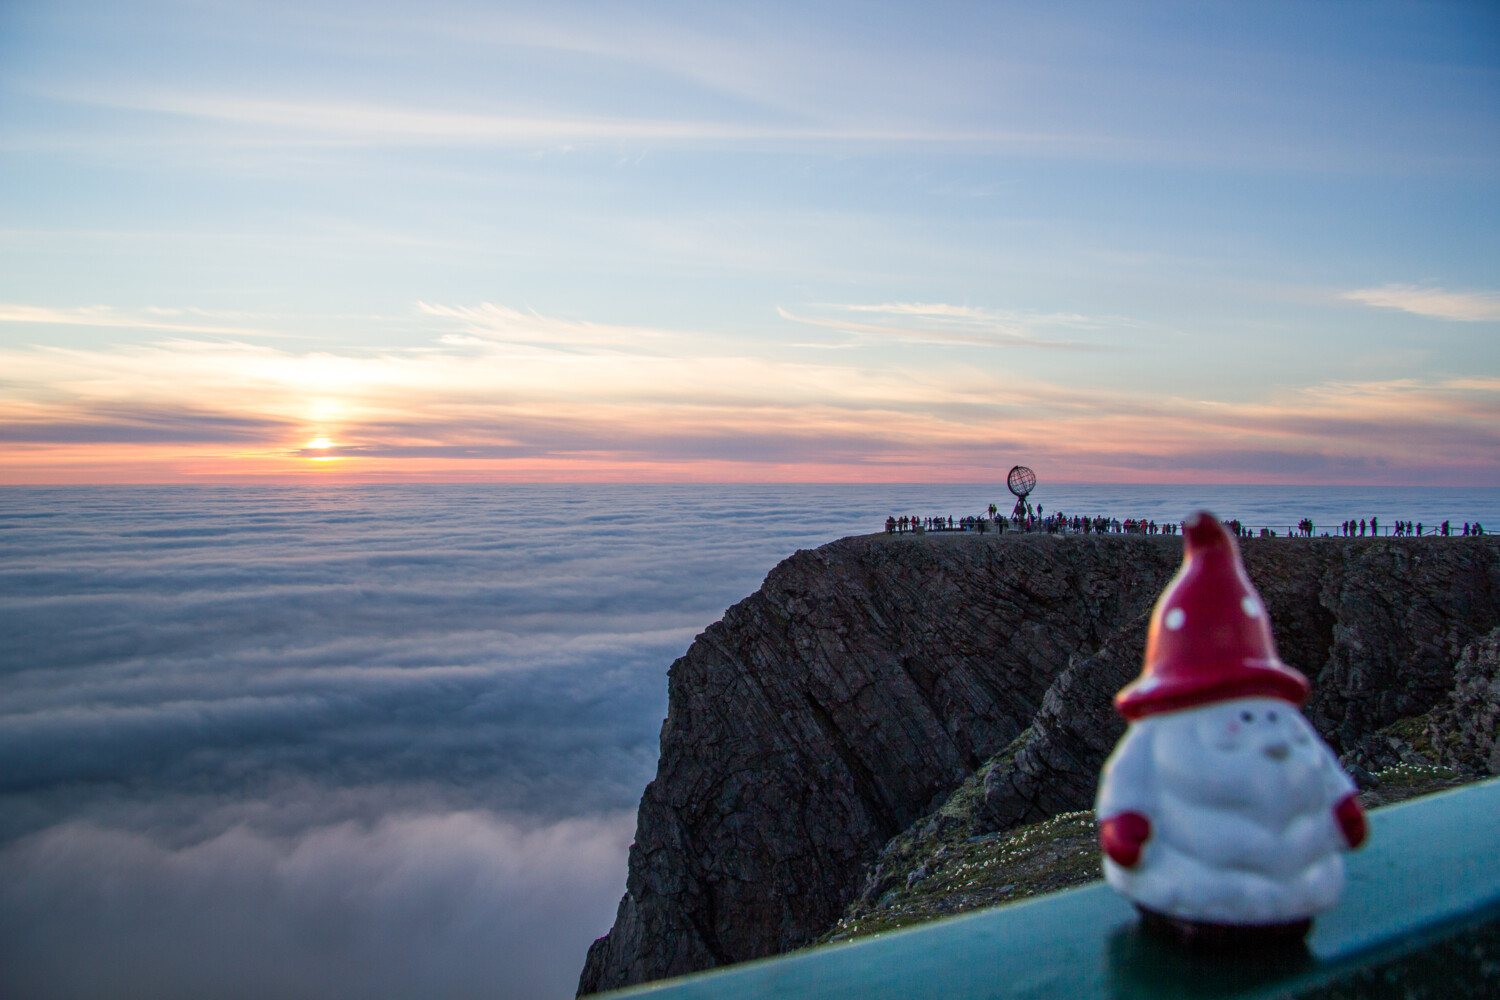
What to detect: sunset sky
<box><xmin>2</xmin><ymin>0</ymin><xmax>1497</xmax><ymax>484</ymax></box>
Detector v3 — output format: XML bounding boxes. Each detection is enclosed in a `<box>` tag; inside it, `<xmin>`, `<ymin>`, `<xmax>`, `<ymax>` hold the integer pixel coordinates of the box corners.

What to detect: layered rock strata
<box><xmin>1421</xmin><ymin>626</ymin><xmax>1500</xmax><ymax>775</ymax></box>
<box><xmin>579</xmin><ymin>533</ymin><xmax>1500</xmax><ymax>995</ymax></box>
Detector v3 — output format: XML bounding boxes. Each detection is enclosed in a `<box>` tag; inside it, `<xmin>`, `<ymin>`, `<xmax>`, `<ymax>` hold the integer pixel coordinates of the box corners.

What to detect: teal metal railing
<box><xmin>599</xmin><ymin>777</ymin><xmax>1500</xmax><ymax>999</ymax></box>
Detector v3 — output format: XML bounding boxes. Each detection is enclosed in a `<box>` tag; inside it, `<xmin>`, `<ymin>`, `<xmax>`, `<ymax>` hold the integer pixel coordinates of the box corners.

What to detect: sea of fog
<box><xmin>2</xmin><ymin>483</ymin><xmax>1497</xmax><ymax>1000</ymax></box>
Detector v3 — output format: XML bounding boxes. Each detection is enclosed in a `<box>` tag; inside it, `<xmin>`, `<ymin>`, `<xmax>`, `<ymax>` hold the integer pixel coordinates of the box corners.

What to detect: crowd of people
<box><xmin>884</xmin><ymin>510</ymin><xmax>1488</xmax><ymax>539</ymax></box>
<box><xmin>884</xmin><ymin>511</ymin><xmax>1181</xmax><ymax>535</ymax></box>
<box><xmin>1340</xmin><ymin>518</ymin><xmax>1487</xmax><ymax>537</ymax></box>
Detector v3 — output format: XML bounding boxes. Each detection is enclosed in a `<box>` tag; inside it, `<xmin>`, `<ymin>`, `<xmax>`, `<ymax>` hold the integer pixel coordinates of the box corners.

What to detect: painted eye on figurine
<box><xmin>1267</xmin><ymin>711</ymin><xmax>1278</xmax><ymax>722</ymax></box>
<box><xmin>1241</xmin><ymin>711</ymin><xmax>1253</xmax><ymax>722</ymax></box>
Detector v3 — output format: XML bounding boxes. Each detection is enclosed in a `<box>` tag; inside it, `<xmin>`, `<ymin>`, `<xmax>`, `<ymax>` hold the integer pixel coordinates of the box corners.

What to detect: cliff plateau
<box><xmin>578</xmin><ymin>533</ymin><xmax>1500</xmax><ymax>995</ymax></box>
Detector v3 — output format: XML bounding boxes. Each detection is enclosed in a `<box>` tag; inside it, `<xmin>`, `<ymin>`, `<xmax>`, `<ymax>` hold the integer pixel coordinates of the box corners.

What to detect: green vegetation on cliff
<box><xmin>817</xmin><ymin>759</ymin><xmax>1473</xmax><ymax>945</ymax></box>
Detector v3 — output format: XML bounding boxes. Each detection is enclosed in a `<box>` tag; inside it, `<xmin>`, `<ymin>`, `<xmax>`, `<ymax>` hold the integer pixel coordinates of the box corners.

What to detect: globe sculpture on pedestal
<box><xmin>1008</xmin><ymin>465</ymin><xmax>1036</xmax><ymax>522</ymax></box>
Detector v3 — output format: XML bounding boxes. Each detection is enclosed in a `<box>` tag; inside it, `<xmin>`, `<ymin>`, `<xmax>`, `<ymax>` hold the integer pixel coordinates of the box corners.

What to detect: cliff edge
<box><xmin>579</xmin><ymin>533</ymin><xmax>1500</xmax><ymax>995</ymax></box>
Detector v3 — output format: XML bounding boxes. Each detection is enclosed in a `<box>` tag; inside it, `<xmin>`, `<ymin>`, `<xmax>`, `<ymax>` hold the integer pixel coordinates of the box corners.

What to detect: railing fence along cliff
<box><xmin>887</xmin><ymin>518</ymin><xmax>1485</xmax><ymax>538</ymax></box>
<box><xmin>595</xmin><ymin>778</ymin><xmax>1500</xmax><ymax>1000</ymax></box>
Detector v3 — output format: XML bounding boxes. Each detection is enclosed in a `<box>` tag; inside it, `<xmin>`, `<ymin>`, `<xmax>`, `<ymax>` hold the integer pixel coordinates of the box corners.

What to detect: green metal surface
<box><xmin>601</xmin><ymin>778</ymin><xmax>1500</xmax><ymax>1000</ymax></box>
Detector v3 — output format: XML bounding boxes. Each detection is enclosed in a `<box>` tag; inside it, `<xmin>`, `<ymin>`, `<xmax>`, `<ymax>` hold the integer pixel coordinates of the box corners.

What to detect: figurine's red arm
<box><xmin>1099</xmin><ymin>811</ymin><xmax>1151</xmax><ymax>867</ymax></box>
<box><xmin>1334</xmin><ymin>793</ymin><xmax>1367</xmax><ymax>849</ymax></box>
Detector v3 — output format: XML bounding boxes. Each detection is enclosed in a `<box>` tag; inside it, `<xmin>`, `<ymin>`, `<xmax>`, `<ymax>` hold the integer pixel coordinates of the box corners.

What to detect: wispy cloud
<box><xmin>0</xmin><ymin>303</ymin><xmax>275</xmax><ymax>337</ymax></box>
<box><xmin>841</xmin><ymin>302</ymin><xmax>1101</xmax><ymax>327</ymax></box>
<box><xmin>416</xmin><ymin>302</ymin><xmax>668</xmax><ymax>352</ymax></box>
<box><xmin>56</xmin><ymin>91</ymin><xmax>1065</xmax><ymax>150</ymax></box>
<box><xmin>0</xmin><ymin>403</ymin><xmax>294</xmax><ymax>444</ymax></box>
<box><xmin>1342</xmin><ymin>285</ymin><xmax>1500</xmax><ymax>322</ymax></box>
<box><xmin>777</xmin><ymin>302</ymin><xmax>1109</xmax><ymax>351</ymax></box>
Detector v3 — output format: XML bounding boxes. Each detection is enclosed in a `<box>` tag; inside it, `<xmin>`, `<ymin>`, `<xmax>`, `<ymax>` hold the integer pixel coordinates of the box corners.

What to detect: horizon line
<box><xmin>3</xmin><ymin>479</ymin><xmax>1497</xmax><ymax>489</ymax></box>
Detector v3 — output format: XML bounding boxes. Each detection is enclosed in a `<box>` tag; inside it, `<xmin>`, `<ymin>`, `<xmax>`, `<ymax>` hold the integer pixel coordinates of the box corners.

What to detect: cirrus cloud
<box><xmin>1342</xmin><ymin>284</ymin><xmax>1500</xmax><ymax>322</ymax></box>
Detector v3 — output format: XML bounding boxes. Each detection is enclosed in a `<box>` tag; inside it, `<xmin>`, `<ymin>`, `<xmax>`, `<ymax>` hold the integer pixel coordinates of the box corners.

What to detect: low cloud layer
<box><xmin>3</xmin><ymin>483</ymin><xmax>1498</xmax><ymax>998</ymax></box>
<box><xmin>0</xmin><ymin>810</ymin><xmax>635</xmax><ymax>1000</ymax></box>
<box><xmin>1</xmin><ymin>485</ymin><xmax>918</xmax><ymax>999</ymax></box>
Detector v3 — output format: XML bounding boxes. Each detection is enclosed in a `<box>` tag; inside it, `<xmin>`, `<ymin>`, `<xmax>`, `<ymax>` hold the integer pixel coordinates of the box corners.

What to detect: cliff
<box><xmin>578</xmin><ymin>533</ymin><xmax>1500</xmax><ymax>995</ymax></box>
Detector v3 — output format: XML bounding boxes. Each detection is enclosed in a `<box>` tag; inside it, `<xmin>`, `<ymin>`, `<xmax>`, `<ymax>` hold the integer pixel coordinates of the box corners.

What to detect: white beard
<box><xmin>1096</xmin><ymin>697</ymin><xmax>1357</xmax><ymax>924</ymax></box>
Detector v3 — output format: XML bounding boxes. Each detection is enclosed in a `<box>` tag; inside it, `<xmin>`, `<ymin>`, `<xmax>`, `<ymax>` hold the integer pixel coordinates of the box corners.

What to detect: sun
<box><xmin>304</xmin><ymin>436</ymin><xmax>342</xmax><ymax>462</ymax></box>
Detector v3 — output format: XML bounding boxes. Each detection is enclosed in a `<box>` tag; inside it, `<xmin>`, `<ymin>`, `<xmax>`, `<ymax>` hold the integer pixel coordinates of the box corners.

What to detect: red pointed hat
<box><xmin>1115</xmin><ymin>511</ymin><xmax>1309</xmax><ymax>720</ymax></box>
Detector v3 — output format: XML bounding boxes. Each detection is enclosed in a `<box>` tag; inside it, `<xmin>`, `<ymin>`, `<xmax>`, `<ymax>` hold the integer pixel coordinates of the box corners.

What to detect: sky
<box><xmin>1</xmin><ymin>0</ymin><xmax>1497</xmax><ymax>485</ymax></box>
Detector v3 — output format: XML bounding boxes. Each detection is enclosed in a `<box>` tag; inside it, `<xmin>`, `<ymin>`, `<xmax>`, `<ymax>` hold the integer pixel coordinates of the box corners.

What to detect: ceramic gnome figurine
<box><xmin>1095</xmin><ymin>511</ymin><xmax>1368</xmax><ymax>946</ymax></box>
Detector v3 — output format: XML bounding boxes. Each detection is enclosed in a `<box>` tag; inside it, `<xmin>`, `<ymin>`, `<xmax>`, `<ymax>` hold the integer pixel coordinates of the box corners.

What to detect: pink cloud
<box><xmin>2</xmin><ymin>309</ymin><xmax>1496</xmax><ymax>486</ymax></box>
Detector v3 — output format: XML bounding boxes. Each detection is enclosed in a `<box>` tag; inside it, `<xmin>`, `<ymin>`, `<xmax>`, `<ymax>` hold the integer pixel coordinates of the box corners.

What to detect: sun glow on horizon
<box><xmin>304</xmin><ymin>436</ymin><xmax>342</xmax><ymax>462</ymax></box>
<box><xmin>0</xmin><ymin>308</ymin><xmax>1495</xmax><ymax>485</ymax></box>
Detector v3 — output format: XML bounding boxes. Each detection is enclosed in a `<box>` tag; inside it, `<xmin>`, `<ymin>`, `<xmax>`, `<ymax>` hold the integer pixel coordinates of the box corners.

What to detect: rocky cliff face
<box><xmin>578</xmin><ymin>533</ymin><xmax>1500</xmax><ymax>995</ymax></box>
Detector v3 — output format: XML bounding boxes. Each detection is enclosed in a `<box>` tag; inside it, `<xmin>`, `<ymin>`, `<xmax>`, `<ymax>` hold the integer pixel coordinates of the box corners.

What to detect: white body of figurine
<box><xmin>1096</xmin><ymin>696</ymin><xmax>1358</xmax><ymax>925</ymax></box>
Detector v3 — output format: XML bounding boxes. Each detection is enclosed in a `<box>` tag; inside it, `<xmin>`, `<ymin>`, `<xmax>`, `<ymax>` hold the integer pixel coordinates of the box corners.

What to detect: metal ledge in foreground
<box><xmin>600</xmin><ymin>777</ymin><xmax>1500</xmax><ymax>999</ymax></box>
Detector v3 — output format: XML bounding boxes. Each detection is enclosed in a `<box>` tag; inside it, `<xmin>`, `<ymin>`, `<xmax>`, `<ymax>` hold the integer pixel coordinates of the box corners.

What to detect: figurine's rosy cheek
<box><xmin>1201</xmin><ymin>715</ymin><xmax>1243</xmax><ymax>750</ymax></box>
<box><xmin>1211</xmin><ymin>721</ymin><xmax>1242</xmax><ymax>748</ymax></box>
